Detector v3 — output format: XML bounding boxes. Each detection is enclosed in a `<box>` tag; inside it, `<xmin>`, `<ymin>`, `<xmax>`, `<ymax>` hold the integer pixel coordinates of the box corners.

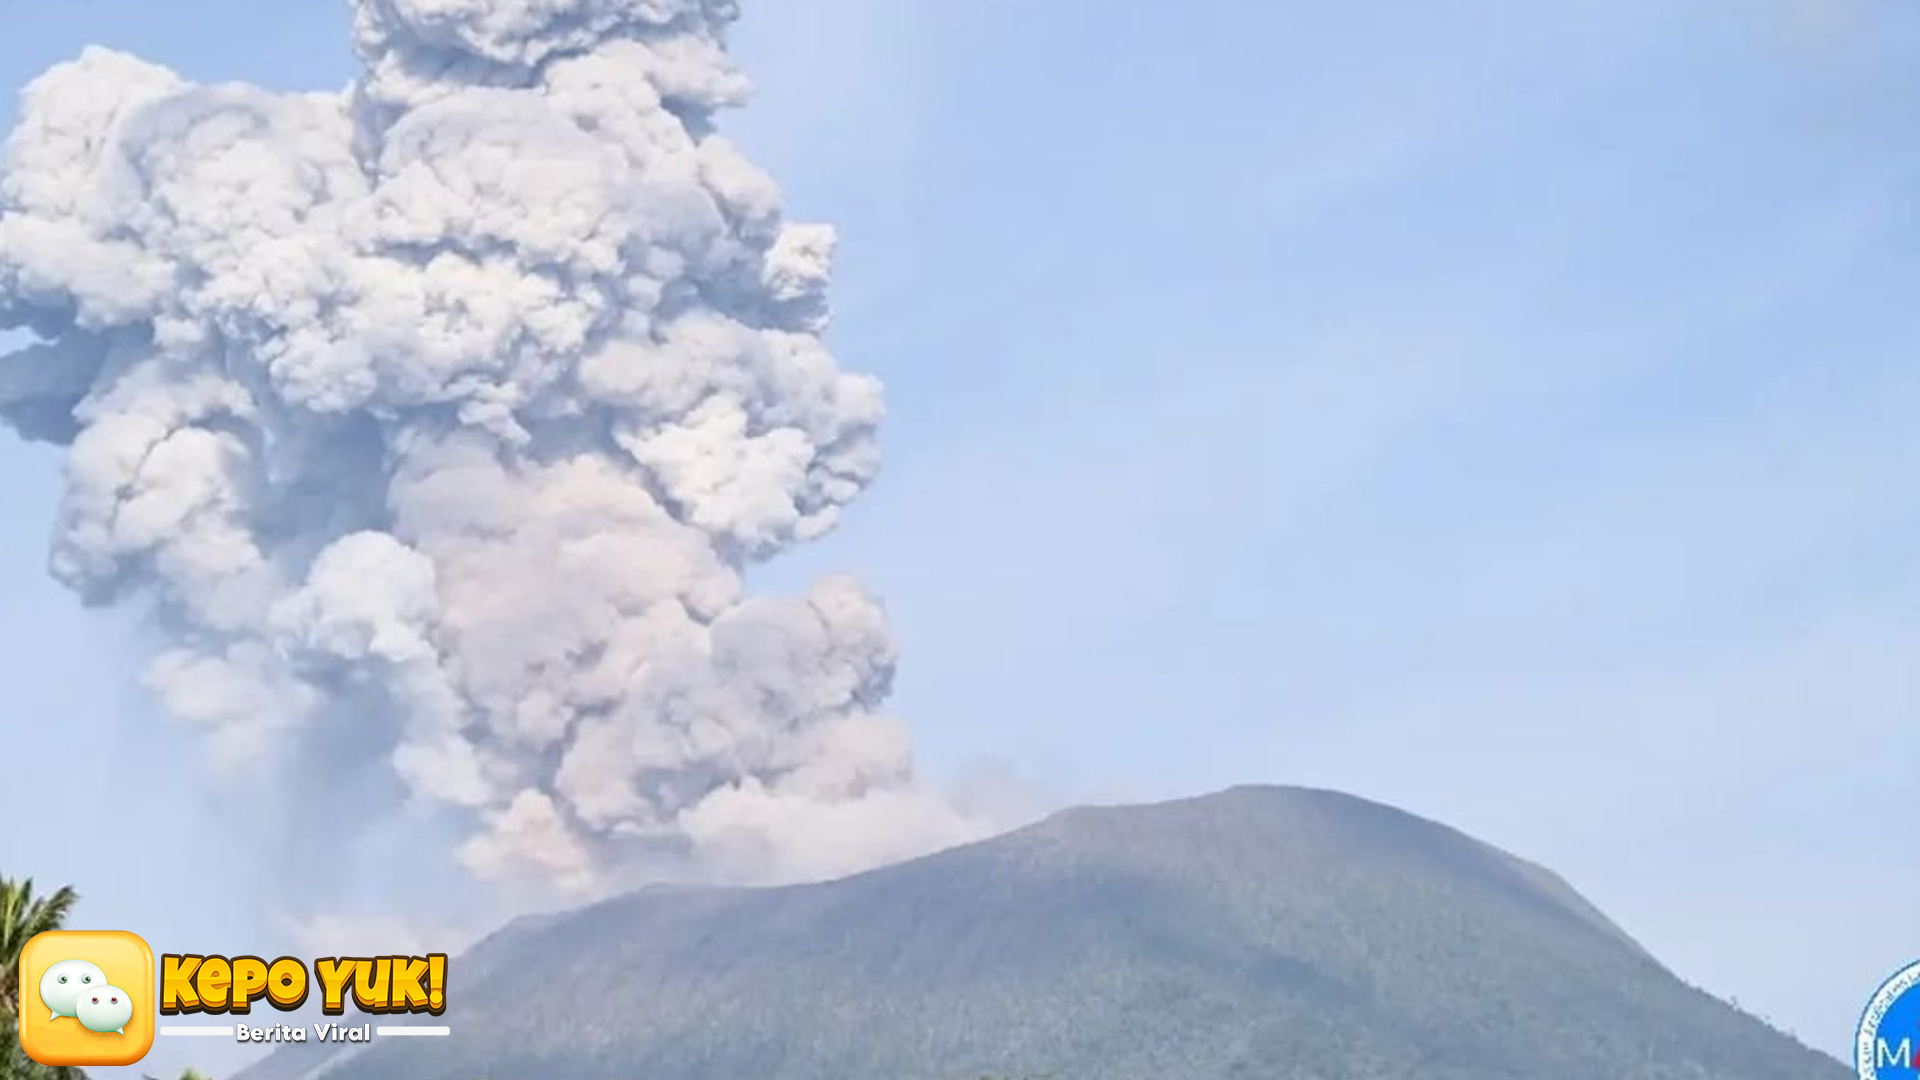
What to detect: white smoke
<box><xmin>0</xmin><ymin>0</ymin><xmax>993</xmax><ymax>899</ymax></box>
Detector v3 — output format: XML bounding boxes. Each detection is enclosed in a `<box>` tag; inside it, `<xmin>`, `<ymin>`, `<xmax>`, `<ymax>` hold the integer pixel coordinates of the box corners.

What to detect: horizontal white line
<box><xmin>375</xmin><ymin>1026</ymin><xmax>449</xmax><ymax>1037</ymax></box>
<box><xmin>160</xmin><ymin>1026</ymin><xmax>234</xmax><ymax>1037</ymax></box>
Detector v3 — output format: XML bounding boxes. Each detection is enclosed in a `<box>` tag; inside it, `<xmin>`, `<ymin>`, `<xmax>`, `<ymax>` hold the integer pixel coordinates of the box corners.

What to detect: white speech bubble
<box><xmin>39</xmin><ymin>959</ymin><xmax>108</xmax><ymax>1022</ymax></box>
<box><xmin>76</xmin><ymin>984</ymin><xmax>135</xmax><ymax>1035</ymax></box>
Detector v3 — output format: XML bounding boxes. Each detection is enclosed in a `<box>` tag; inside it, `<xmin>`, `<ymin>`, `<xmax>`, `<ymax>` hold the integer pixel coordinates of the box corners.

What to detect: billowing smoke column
<box><xmin>0</xmin><ymin>0</ymin><xmax>982</xmax><ymax>895</ymax></box>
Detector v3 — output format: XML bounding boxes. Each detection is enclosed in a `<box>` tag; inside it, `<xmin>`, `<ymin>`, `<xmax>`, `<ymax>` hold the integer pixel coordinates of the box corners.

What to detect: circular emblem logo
<box><xmin>1859</xmin><ymin>961</ymin><xmax>1920</xmax><ymax>1079</ymax></box>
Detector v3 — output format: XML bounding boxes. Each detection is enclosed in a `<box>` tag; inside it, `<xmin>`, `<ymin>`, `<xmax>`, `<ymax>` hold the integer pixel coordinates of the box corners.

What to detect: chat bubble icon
<box><xmin>76</xmin><ymin>986</ymin><xmax>135</xmax><ymax>1035</ymax></box>
<box><xmin>38</xmin><ymin>959</ymin><xmax>108</xmax><ymax>1022</ymax></box>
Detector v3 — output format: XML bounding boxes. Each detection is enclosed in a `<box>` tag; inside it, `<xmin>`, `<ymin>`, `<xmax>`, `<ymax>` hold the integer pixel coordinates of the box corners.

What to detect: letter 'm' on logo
<box><xmin>1858</xmin><ymin>960</ymin><xmax>1920</xmax><ymax>1080</ymax></box>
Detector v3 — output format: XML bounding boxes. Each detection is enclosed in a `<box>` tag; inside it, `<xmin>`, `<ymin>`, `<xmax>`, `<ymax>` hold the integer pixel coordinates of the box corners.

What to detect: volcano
<box><xmin>244</xmin><ymin>785</ymin><xmax>1842</xmax><ymax>1080</ymax></box>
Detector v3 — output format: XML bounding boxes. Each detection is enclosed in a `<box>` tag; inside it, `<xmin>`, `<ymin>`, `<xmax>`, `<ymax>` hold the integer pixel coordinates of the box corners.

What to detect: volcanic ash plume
<box><xmin>0</xmin><ymin>0</ymin><xmax>984</xmax><ymax>894</ymax></box>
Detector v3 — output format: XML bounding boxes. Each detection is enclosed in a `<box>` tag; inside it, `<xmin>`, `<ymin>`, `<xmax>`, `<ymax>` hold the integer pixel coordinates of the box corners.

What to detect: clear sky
<box><xmin>3</xmin><ymin>0</ymin><xmax>1918</xmax><ymax>1073</ymax></box>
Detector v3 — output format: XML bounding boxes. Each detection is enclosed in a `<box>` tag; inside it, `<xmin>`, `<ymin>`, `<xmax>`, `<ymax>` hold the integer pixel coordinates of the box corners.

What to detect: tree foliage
<box><xmin>0</xmin><ymin>876</ymin><xmax>85</xmax><ymax>1080</ymax></box>
<box><xmin>1</xmin><ymin>878</ymin><xmax>79</xmax><ymax>1023</ymax></box>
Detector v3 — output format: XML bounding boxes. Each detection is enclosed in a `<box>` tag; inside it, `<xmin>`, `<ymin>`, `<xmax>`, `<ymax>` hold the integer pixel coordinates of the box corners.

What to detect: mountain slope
<box><xmin>248</xmin><ymin>786</ymin><xmax>1843</xmax><ymax>1080</ymax></box>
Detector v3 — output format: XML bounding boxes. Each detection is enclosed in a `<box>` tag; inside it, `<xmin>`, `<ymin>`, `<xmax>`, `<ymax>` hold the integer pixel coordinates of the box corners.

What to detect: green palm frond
<box><xmin>0</xmin><ymin>880</ymin><xmax>87</xmax><ymax>1080</ymax></box>
<box><xmin>1</xmin><ymin>877</ymin><xmax>81</xmax><ymax>1022</ymax></box>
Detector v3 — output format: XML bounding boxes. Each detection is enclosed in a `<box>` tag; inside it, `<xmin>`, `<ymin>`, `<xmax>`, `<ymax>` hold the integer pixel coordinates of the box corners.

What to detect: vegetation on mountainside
<box><xmin>243</xmin><ymin>787</ymin><xmax>1846</xmax><ymax>1080</ymax></box>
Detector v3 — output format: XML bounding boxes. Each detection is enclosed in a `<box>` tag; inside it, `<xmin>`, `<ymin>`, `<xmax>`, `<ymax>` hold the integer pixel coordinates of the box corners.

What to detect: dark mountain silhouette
<box><xmin>244</xmin><ymin>785</ymin><xmax>1843</xmax><ymax>1080</ymax></box>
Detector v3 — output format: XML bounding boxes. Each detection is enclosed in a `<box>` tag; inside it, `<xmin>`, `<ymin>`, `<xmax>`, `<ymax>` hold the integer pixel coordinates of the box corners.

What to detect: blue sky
<box><xmin>3</xmin><ymin>0</ymin><xmax>1918</xmax><ymax>1071</ymax></box>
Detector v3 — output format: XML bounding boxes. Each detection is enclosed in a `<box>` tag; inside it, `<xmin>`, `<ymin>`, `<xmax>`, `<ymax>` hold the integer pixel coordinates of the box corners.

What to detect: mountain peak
<box><xmin>249</xmin><ymin>785</ymin><xmax>1843</xmax><ymax>1080</ymax></box>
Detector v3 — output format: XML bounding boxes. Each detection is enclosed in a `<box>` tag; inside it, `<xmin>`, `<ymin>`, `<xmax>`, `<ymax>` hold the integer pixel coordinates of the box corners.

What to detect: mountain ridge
<box><xmin>244</xmin><ymin>784</ymin><xmax>1843</xmax><ymax>1080</ymax></box>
